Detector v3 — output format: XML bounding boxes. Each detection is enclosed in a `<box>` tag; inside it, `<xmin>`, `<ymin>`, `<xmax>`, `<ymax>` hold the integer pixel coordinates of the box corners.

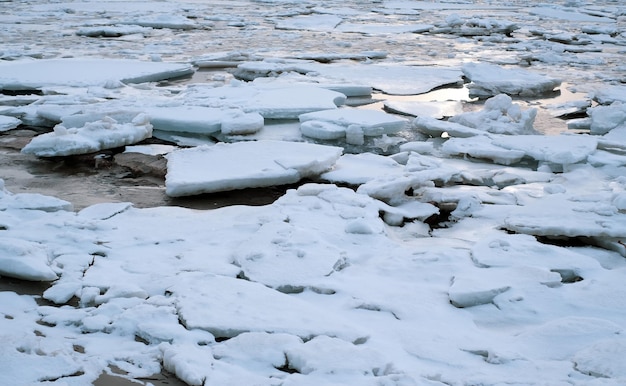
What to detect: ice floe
<box><xmin>165</xmin><ymin>140</ymin><xmax>343</xmax><ymax>196</ymax></box>
<box><xmin>21</xmin><ymin>113</ymin><xmax>153</xmax><ymax>157</ymax></box>
<box><xmin>0</xmin><ymin>58</ymin><xmax>193</xmax><ymax>91</ymax></box>
<box><xmin>462</xmin><ymin>62</ymin><xmax>562</xmax><ymax>97</ymax></box>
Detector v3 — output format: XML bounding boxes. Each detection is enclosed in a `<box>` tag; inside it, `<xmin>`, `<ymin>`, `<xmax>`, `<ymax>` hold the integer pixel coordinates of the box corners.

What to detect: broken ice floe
<box><xmin>165</xmin><ymin>140</ymin><xmax>343</xmax><ymax>197</ymax></box>
<box><xmin>21</xmin><ymin>113</ymin><xmax>152</xmax><ymax>157</ymax></box>
<box><xmin>0</xmin><ymin>58</ymin><xmax>193</xmax><ymax>91</ymax></box>
<box><xmin>462</xmin><ymin>62</ymin><xmax>562</xmax><ymax>97</ymax></box>
<box><xmin>235</xmin><ymin>59</ymin><xmax>464</xmax><ymax>95</ymax></box>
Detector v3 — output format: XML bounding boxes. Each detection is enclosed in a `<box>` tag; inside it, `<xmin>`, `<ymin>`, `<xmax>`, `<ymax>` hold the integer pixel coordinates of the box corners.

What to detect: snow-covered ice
<box><xmin>0</xmin><ymin>59</ymin><xmax>193</xmax><ymax>90</ymax></box>
<box><xmin>2</xmin><ymin>1</ymin><xmax>626</xmax><ymax>385</ymax></box>
<box><xmin>462</xmin><ymin>62</ymin><xmax>562</xmax><ymax>98</ymax></box>
<box><xmin>165</xmin><ymin>140</ymin><xmax>343</xmax><ymax>196</ymax></box>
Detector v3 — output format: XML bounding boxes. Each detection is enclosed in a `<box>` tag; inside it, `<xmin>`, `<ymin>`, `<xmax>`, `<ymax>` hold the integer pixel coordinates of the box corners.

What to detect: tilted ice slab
<box><xmin>235</xmin><ymin>59</ymin><xmax>464</xmax><ymax>95</ymax></box>
<box><xmin>587</xmin><ymin>102</ymin><xmax>626</xmax><ymax>135</ymax></box>
<box><xmin>165</xmin><ymin>140</ymin><xmax>343</xmax><ymax>197</ymax></box>
<box><xmin>299</xmin><ymin>108</ymin><xmax>408</xmax><ymax>138</ymax></box>
<box><xmin>21</xmin><ymin>113</ymin><xmax>153</xmax><ymax>157</ymax></box>
<box><xmin>462</xmin><ymin>62</ymin><xmax>561</xmax><ymax>97</ymax></box>
<box><xmin>0</xmin><ymin>58</ymin><xmax>194</xmax><ymax>91</ymax></box>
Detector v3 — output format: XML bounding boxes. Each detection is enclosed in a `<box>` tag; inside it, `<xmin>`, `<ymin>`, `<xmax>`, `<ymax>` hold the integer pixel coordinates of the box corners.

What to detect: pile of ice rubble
<box><xmin>1</xmin><ymin>57</ymin><xmax>626</xmax><ymax>385</ymax></box>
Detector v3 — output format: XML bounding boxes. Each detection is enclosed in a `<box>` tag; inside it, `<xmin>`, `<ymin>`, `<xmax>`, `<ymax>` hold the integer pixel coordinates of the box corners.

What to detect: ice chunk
<box><xmin>587</xmin><ymin>102</ymin><xmax>626</xmax><ymax>135</ymax></box>
<box><xmin>0</xmin><ymin>115</ymin><xmax>21</xmax><ymax>131</ymax></box>
<box><xmin>492</xmin><ymin>134</ymin><xmax>598</xmax><ymax>165</ymax></box>
<box><xmin>462</xmin><ymin>62</ymin><xmax>561</xmax><ymax>97</ymax></box>
<box><xmin>598</xmin><ymin>125</ymin><xmax>626</xmax><ymax>152</ymax></box>
<box><xmin>0</xmin><ymin>59</ymin><xmax>193</xmax><ymax>90</ymax></box>
<box><xmin>144</xmin><ymin>106</ymin><xmax>233</xmax><ymax>134</ymax></box>
<box><xmin>300</xmin><ymin>120</ymin><xmax>346</xmax><ymax>140</ymax></box>
<box><xmin>299</xmin><ymin>109</ymin><xmax>408</xmax><ymax>137</ymax></box>
<box><xmin>22</xmin><ymin>114</ymin><xmax>153</xmax><ymax>157</ymax></box>
<box><xmin>449</xmin><ymin>94</ymin><xmax>538</xmax><ymax>135</ymax></box>
<box><xmin>0</xmin><ymin>237</ymin><xmax>58</xmax><ymax>281</ymax></box>
<box><xmin>165</xmin><ymin>140</ymin><xmax>342</xmax><ymax>197</ymax></box>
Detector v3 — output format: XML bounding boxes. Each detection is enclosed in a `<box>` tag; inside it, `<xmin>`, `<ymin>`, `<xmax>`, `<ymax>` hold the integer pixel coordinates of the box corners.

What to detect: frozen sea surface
<box><xmin>1</xmin><ymin>1</ymin><xmax>626</xmax><ymax>385</ymax></box>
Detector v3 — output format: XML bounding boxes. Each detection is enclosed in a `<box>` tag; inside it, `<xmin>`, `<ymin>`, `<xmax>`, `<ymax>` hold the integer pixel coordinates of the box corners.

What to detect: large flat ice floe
<box><xmin>21</xmin><ymin>114</ymin><xmax>153</xmax><ymax>157</ymax></box>
<box><xmin>235</xmin><ymin>60</ymin><xmax>464</xmax><ymax>95</ymax></box>
<box><xmin>165</xmin><ymin>140</ymin><xmax>343</xmax><ymax>196</ymax></box>
<box><xmin>0</xmin><ymin>58</ymin><xmax>194</xmax><ymax>90</ymax></box>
